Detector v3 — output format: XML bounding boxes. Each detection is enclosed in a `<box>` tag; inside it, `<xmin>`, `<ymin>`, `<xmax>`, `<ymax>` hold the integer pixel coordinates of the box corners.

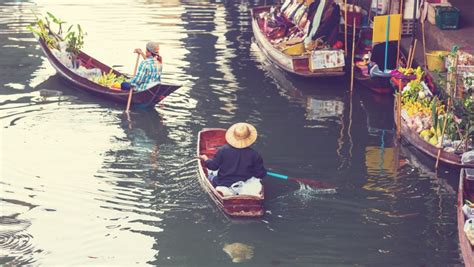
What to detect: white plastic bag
<box><xmin>230</xmin><ymin>181</ymin><xmax>245</xmax><ymax>195</ymax></box>
<box><xmin>462</xmin><ymin>204</ymin><xmax>474</xmax><ymax>219</ymax></box>
<box><xmin>216</xmin><ymin>186</ymin><xmax>234</xmax><ymax>197</ymax></box>
<box><xmin>239</xmin><ymin>178</ymin><xmax>263</xmax><ymax>196</ymax></box>
<box><xmin>464</xmin><ymin>218</ymin><xmax>474</xmax><ymax>246</ymax></box>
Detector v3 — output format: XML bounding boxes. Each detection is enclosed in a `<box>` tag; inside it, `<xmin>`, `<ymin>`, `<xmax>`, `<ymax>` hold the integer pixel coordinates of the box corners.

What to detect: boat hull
<box><xmin>197</xmin><ymin>128</ymin><xmax>264</xmax><ymax>217</ymax></box>
<box><xmin>354</xmin><ymin>70</ymin><xmax>392</xmax><ymax>94</ymax></box>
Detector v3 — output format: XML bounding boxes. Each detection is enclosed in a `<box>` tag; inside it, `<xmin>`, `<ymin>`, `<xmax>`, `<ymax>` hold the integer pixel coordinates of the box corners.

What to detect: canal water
<box><xmin>0</xmin><ymin>0</ymin><xmax>464</xmax><ymax>266</ymax></box>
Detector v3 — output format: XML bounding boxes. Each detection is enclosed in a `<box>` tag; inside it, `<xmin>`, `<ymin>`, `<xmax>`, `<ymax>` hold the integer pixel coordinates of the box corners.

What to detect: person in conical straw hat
<box><xmin>199</xmin><ymin>122</ymin><xmax>267</xmax><ymax>188</ymax></box>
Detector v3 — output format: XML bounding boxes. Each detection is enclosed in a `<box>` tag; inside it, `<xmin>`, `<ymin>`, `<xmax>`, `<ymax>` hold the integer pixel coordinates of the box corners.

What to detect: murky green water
<box><xmin>0</xmin><ymin>0</ymin><xmax>463</xmax><ymax>265</ymax></box>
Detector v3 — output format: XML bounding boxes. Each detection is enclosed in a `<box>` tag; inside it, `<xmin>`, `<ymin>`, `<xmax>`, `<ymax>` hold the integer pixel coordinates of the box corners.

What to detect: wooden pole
<box><xmin>421</xmin><ymin>21</ymin><xmax>427</xmax><ymax>67</ymax></box>
<box><xmin>435</xmin><ymin>114</ymin><xmax>449</xmax><ymax>169</ymax></box>
<box><xmin>408</xmin><ymin>39</ymin><xmax>417</xmax><ymax>68</ymax></box>
<box><xmin>345</xmin><ymin>0</ymin><xmax>348</xmax><ymax>56</ymax></box>
<box><xmin>125</xmin><ymin>53</ymin><xmax>141</xmax><ymax>113</ymax></box>
<box><xmin>397</xmin><ymin>80</ymin><xmax>402</xmax><ymax>139</ymax></box>
<box><xmin>350</xmin><ymin>17</ymin><xmax>356</xmax><ymax>92</ymax></box>
<box><xmin>396</xmin><ymin>0</ymin><xmax>404</xmax><ymax>67</ymax></box>
<box><xmin>435</xmin><ymin>54</ymin><xmax>458</xmax><ymax>169</ymax></box>
<box><xmin>406</xmin><ymin>46</ymin><xmax>413</xmax><ymax>68</ymax></box>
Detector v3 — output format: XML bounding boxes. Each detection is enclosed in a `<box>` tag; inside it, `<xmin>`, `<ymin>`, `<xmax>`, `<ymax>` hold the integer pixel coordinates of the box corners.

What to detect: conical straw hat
<box><xmin>225</xmin><ymin>123</ymin><xmax>258</xmax><ymax>149</ymax></box>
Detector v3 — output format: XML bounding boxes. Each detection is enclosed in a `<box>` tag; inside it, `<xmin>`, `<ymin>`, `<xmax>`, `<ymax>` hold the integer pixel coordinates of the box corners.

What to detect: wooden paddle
<box><xmin>267</xmin><ymin>171</ymin><xmax>336</xmax><ymax>190</ymax></box>
<box><xmin>186</xmin><ymin>157</ymin><xmax>335</xmax><ymax>190</ymax></box>
<box><xmin>125</xmin><ymin>53</ymin><xmax>141</xmax><ymax>113</ymax></box>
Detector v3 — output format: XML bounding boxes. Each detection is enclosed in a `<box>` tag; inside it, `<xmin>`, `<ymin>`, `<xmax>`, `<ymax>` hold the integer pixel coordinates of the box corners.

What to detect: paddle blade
<box><xmin>287</xmin><ymin>177</ymin><xmax>336</xmax><ymax>190</ymax></box>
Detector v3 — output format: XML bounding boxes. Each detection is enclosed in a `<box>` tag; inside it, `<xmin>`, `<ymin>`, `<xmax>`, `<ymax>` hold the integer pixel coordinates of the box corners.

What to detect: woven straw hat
<box><xmin>225</xmin><ymin>122</ymin><xmax>258</xmax><ymax>149</ymax></box>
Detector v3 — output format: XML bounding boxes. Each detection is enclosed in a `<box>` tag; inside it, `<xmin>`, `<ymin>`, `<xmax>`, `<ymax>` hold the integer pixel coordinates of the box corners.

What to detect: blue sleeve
<box><xmin>252</xmin><ymin>153</ymin><xmax>267</xmax><ymax>178</ymax></box>
<box><xmin>205</xmin><ymin>149</ymin><xmax>223</xmax><ymax>171</ymax></box>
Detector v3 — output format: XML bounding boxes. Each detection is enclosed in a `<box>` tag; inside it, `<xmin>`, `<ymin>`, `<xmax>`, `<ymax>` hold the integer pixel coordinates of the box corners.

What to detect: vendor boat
<box><xmin>197</xmin><ymin>128</ymin><xmax>265</xmax><ymax>217</ymax></box>
<box><xmin>394</xmin><ymin>99</ymin><xmax>474</xmax><ymax>168</ymax></box>
<box><xmin>458</xmin><ymin>167</ymin><xmax>474</xmax><ymax>267</ymax></box>
<box><xmin>251</xmin><ymin>0</ymin><xmax>345</xmax><ymax>77</ymax></box>
<box><xmin>37</xmin><ymin>34</ymin><xmax>180</xmax><ymax>109</ymax></box>
<box><xmin>354</xmin><ymin>35</ymin><xmax>406</xmax><ymax>94</ymax></box>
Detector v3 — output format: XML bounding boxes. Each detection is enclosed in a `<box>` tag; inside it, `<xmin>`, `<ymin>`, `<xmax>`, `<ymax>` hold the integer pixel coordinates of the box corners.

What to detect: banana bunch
<box><xmin>403</xmin><ymin>101</ymin><xmax>431</xmax><ymax>117</ymax></box>
<box><xmin>398</xmin><ymin>67</ymin><xmax>414</xmax><ymax>76</ymax></box>
<box><xmin>92</xmin><ymin>70</ymin><xmax>127</xmax><ymax>88</ymax></box>
<box><xmin>414</xmin><ymin>66</ymin><xmax>424</xmax><ymax>81</ymax></box>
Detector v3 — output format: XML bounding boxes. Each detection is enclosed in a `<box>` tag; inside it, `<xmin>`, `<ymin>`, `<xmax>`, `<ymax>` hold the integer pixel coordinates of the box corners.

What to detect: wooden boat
<box><xmin>197</xmin><ymin>128</ymin><xmax>264</xmax><ymax>217</ymax></box>
<box><xmin>354</xmin><ymin>38</ymin><xmax>405</xmax><ymax>94</ymax></box>
<box><xmin>394</xmin><ymin>100</ymin><xmax>474</xmax><ymax>168</ymax></box>
<box><xmin>457</xmin><ymin>167</ymin><xmax>474</xmax><ymax>267</ymax></box>
<box><xmin>37</xmin><ymin>38</ymin><xmax>180</xmax><ymax>108</ymax></box>
<box><xmin>250</xmin><ymin>6</ymin><xmax>345</xmax><ymax>77</ymax></box>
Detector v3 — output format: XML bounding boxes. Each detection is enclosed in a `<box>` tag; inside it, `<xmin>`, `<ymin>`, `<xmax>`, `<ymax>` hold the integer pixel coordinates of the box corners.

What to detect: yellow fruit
<box><xmin>429</xmin><ymin>136</ymin><xmax>438</xmax><ymax>146</ymax></box>
<box><xmin>112</xmin><ymin>82</ymin><xmax>121</xmax><ymax>89</ymax></box>
<box><xmin>420</xmin><ymin>129</ymin><xmax>432</xmax><ymax>139</ymax></box>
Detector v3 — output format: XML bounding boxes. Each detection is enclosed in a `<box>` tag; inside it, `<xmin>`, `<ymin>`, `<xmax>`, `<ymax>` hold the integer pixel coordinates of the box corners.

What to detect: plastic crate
<box><xmin>435</xmin><ymin>6</ymin><xmax>460</xmax><ymax>30</ymax></box>
<box><xmin>427</xmin><ymin>2</ymin><xmax>451</xmax><ymax>25</ymax></box>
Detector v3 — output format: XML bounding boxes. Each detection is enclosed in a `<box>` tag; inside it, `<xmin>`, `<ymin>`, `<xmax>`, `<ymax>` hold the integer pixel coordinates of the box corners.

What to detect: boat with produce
<box><xmin>197</xmin><ymin>128</ymin><xmax>265</xmax><ymax>217</ymax></box>
<box><xmin>393</xmin><ymin>66</ymin><xmax>474</xmax><ymax>168</ymax></box>
<box><xmin>457</xmin><ymin>164</ymin><xmax>474</xmax><ymax>267</ymax></box>
<box><xmin>29</xmin><ymin>13</ymin><xmax>180</xmax><ymax>108</ymax></box>
<box><xmin>251</xmin><ymin>0</ymin><xmax>345</xmax><ymax>77</ymax></box>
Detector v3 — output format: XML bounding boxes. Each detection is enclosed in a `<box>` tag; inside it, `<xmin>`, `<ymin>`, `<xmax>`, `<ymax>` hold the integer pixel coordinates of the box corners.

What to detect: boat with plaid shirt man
<box><xmin>129</xmin><ymin>41</ymin><xmax>163</xmax><ymax>91</ymax></box>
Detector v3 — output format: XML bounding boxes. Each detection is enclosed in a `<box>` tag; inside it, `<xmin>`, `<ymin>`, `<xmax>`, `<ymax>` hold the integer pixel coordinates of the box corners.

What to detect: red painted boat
<box><xmin>197</xmin><ymin>128</ymin><xmax>264</xmax><ymax>217</ymax></box>
<box><xmin>250</xmin><ymin>6</ymin><xmax>345</xmax><ymax>77</ymax></box>
<box><xmin>458</xmin><ymin>167</ymin><xmax>474</xmax><ymax>267</ymax></box>
<box><xmin>394</xmin><ymin>100</ymin><xmax>474</xmax><ymax>168</ymax></box>
<box><xmin>37</xmin><ymin>37</ymin><xmax>180</xmax><ymax>108</ymax></box>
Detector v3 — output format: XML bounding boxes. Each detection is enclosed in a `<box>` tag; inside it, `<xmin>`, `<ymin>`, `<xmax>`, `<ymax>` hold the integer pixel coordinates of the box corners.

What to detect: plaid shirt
<box><xmin>130</xmin><ymin>57</ymin><xmax>162</xmax><ymax>92</ymax></box>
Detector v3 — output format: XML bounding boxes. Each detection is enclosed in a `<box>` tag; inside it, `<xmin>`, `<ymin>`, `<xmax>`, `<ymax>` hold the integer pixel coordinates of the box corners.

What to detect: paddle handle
<box><xmin>267</xmin><ymin>171</ymin><xmax>288</xmax><ymax>180</ymax></box>
<box><xmin>125</xmin><ymin>53</ymin><xmax>141</xmax><ymax>113</ymax></box>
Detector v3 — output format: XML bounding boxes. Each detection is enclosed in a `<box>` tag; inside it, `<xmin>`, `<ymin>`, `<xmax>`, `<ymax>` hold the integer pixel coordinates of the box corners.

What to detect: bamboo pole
<box><xmin>435</xmin><ymin>54</ymin><xmax>458</xmax><ymax>169</ymax></box>
<box><xmin>345</xmin><ymin>0</ymin><xmax>348</xmax><ymax>56</ymax></box>
<box><xmin>397</xmin><ymin>80</ymin><xmax>402</xmax><ymax>139</ymax></box>
<box><xmin>408</xmin><ymin>39</ymin><xmax>417</xmax><ymax>68</ymax></box>
<box><xmin>396</xmin><ymin>0</ymin><xmax>404</xmax><ymax>67</ymax></box>
<box><xmin>406</xmin><ymin>46</ymin><xmax>413</xmax><ymax>68</ymax></box>
<box><xmin>421</xmin><ymin>21</ymin><xmax>427</xmax><ymax>67</ymax></box>
<box><xmin>350</xmin><ymin>17</ymin><xmax>356</xmax><ymax>92</ymax></box>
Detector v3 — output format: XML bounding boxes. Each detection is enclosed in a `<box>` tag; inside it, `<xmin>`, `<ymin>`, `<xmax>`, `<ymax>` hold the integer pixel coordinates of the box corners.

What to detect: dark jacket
<box><xmin>204</xmin><ymin>144</ymin><xmax>267</xmax><ymax>187</ymax></box>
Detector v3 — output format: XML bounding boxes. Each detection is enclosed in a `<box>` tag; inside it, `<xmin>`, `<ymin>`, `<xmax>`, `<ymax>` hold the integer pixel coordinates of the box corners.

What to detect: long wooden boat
<box><xmin>197</xmin><ymin>128</ymin><xmax>264</xmax><ymax>217</ymax></box>
<box><xmin>394</xmin><ymin>100</ymin><xmax>474</xmax><ymax>168</ymax></box>
<box><xmin>250</xmin><ymin>6</ymin><xmax>345</xmax><ymax>77</ymax></box>
<box><xmin>38</xmin><ymin>38</ymin><xmax>180</xmax><ymax>108</ymax></box>
<box><xmin>458</xmin><ymin>167</ymin><xmax>474</xmax><ymax>267</ymax></box>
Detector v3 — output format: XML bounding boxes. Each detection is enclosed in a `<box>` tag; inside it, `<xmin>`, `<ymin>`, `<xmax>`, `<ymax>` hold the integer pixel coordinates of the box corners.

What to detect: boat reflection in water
<box><xmin>305</xmin><ymin>97</ymin><xmax>344</xmax><ymax>122</ymax></box>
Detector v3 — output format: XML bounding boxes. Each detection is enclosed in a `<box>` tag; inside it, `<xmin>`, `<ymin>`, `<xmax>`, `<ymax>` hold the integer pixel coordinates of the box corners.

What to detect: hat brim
<box><xmin>225</xmin><ymin>123</ymin><xmax>258</xmax><ymax>149</ymax></box>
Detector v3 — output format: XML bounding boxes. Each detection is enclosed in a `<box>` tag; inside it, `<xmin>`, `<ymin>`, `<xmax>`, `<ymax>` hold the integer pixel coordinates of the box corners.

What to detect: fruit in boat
<box><xmin>420</xmin><ymin>129</ymin><xmax>432</xmax><ymax>139</ymax></box>
<box><xmin>429</xmin><ymin>136</ymin><xmax>438</xmax><ymax>146</ymax></box>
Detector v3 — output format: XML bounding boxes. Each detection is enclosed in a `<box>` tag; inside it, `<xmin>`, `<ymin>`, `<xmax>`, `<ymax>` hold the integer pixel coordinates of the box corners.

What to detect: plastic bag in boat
<box><xmin>464</xmin><ymin>218</ymin><xmax>474</xmax><ymax>246</ymax></box>
<box><xmin>462</xmin><ymin>204</ymin><xmax>474</xmax><ymax>219</ymax></box>
<box><xmin>216</xmin><ymin>186</ymin><xmax>234</xmax><ymax>197</ymax></box>
<box><xmin>230</xmin><ymin>178</ymin><xmax>262</xmax><ymax>196</ymax></box>
<box><xmin>461</xmin><ymin>151</ymin><xmax>474</xmax><ymax>165</ymax></box>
